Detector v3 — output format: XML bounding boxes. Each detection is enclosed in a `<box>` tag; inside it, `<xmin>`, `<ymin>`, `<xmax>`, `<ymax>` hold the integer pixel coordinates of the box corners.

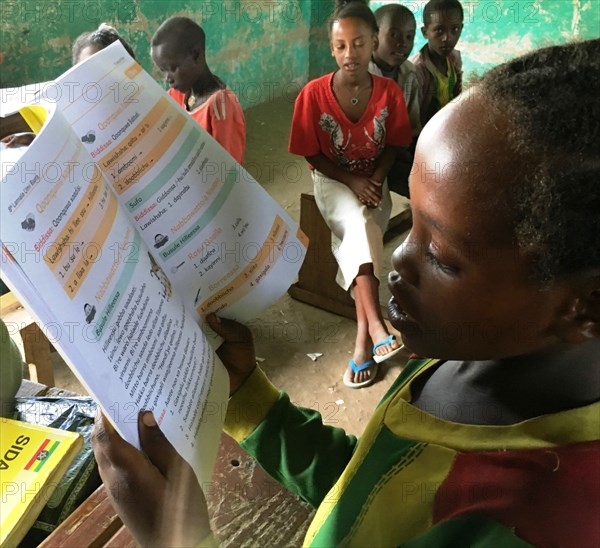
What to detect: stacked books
<box><xmin>0</xmin><ymin>419</ymin><xmax>82</xmax><ymax>546</ymax></box>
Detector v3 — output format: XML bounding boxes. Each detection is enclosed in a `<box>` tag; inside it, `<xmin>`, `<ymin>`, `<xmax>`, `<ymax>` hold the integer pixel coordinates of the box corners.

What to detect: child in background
<box><xmin>72</xmin><ymin>23</ymin><xmax>136</xmax><ymax>64</ymax></box>
<box><xmin>92</xmin><ymin>39</ymin><xmax>600</xmax><ymax>547</ymax></box>
<box><xmin>370</xmin><ymin>3</ymin><xmax>420</xmax><ymax>197</ymax></box>
<box><xmin>151</xmin><ymin>17</ymin><xmax>246</xmax><ymax>164</ymax></box>
<box><xmin>289</xmin><ymin>0</ymin><xmax>411</xmax><ymax>388</ymax></box>
<box><xmin>2</xmin><ymin>24</ymin><xmax>136</xmax><ymax>148</ymax></box>
<box><xmin>411</xmin><ymin>0</ymin><xmax>463</xmax><ymax>128</ymax></box>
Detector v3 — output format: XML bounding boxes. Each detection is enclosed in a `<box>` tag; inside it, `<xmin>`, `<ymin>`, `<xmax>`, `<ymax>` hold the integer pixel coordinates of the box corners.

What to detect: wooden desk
<box><xmin>40</xmin><ymin>433</ymin><xmax>314</xmax><ymax>547</ymax></box>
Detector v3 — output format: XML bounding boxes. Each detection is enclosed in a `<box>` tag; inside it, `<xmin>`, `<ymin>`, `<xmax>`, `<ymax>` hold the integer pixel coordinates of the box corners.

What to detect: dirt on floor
<box><xmin>51</xmin><ymin>95</ymin><xmax>412</xmax><ymax>438</ymax></box>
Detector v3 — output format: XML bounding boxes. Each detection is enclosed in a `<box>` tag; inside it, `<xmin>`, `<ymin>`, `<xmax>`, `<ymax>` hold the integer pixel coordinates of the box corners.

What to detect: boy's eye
<box><xmin>425</xmin><ymin>249</ymin><xmax>459</xmax><ymax>276</ymax></box>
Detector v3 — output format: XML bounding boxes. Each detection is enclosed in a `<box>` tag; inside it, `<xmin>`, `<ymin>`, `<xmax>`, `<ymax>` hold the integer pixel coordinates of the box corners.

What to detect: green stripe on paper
<box><xmin>92</xmin><ymin>230</ymin><xmax>142</xmax><ymax>340</ymax></box>
<box><xmin>126</xmin><ymin>127</ymin><xmax>197</xmax><ymax>212</ymax></box>
<box><xmin>159</xmin><ymin>167</ymin><xmax>238</xmax><ymax>260</ymax></box>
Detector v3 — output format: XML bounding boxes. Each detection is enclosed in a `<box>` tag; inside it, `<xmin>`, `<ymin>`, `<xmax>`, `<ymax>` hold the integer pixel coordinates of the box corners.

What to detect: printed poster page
<box><xmin>0</xmin><ymin>104</ymin><xmax>229</xmax><ymax>485</ymax></box>
<box><xmin>45</xmin><ymin>41</ymin><xmax>307</xmax><ymax>323</ymax></box>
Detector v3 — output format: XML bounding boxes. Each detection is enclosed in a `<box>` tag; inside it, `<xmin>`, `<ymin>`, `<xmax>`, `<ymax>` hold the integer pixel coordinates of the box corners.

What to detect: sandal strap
<box><xmin>349</xmin><ymin>359</ymin><xmax>375</xmax><ymax>373</ymax></box>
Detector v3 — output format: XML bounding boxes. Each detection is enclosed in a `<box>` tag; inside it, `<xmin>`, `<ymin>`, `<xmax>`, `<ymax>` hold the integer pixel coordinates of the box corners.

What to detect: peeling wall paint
<box><xmin>0</xmin><ymin>0</ymin><xmax>335</xmax><ymax>108</ymax></box>
<box><xmin>370</xmin><ymin>0</ymin><xmax>600</xmax><ymax>79</ymax></box>
<box><xmin>1</xmin><ymin>1</ymin><xmax>595</xmax><ymax>107</ymax></box>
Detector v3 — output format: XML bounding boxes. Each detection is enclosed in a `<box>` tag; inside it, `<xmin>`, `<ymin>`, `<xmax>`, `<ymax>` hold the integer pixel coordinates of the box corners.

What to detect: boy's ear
<box><xmin>556</xmin><ymin>276</ymin><xmax>600</xmax><ymax>344</ymax></box>
<box><xmin>421</xmin><ymin>25</ymin><xmax>427</xmax><ymax>38</ymax></box>
<box><xmin>373</xmin><ymin>34</ymin><xmax>379</xmax><ymax>51</ymax></box>
<box><xmin>190</xmin><ymin>46</ymin><xmax>203</xmax><ymax>63</ymax></box>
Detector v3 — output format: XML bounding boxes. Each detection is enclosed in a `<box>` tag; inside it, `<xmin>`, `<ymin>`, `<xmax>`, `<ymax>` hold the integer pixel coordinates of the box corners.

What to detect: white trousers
<box><xmin>312</xmin><ymin>170</ymin><xmax>391</xmax><ymax>291</ymax></box>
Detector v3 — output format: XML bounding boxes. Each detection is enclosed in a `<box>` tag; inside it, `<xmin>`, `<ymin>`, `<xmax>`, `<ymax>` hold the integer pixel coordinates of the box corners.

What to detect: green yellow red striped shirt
<box><xmin>224</xmin><ymin>359</ymin><xmax>600</xmax><ymax>546</ymax></box>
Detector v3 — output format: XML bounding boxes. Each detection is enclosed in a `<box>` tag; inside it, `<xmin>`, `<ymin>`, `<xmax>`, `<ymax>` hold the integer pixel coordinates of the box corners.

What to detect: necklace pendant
<box><xmin>350</xmin><ymin>97</ymin><xmax>358</xmax><ymax>106</ymax></box>
<box><xmin>188</xmin><ymin>94</ymin><xmax>196</xmax><ymax>107</ymax></box>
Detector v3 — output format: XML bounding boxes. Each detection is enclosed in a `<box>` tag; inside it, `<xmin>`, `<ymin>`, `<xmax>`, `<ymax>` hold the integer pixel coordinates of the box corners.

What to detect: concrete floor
<box><xmin>51</xmin><ymin>95</ymin><xmax>412</xmax><ymax>438</ymax></box>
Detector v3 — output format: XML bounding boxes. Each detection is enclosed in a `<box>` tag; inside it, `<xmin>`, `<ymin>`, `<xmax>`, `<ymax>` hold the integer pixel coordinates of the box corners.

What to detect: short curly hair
<box><xmin>478</xmin><ymin>39</ymin><xmax>600</xmax><ymax>284</ymax></box>
<box><xmin>151</xmin><ymin>16</ymin><xmax>206</xmax><ymax>58</ymax></box>
<box><xmin>374</xmin><ymin>4</ymin><xmax>416</xmax><ymax>27</ymax></box>
<box><xmin>423</xmin><ymin>0</ymin><xmax>464</xmax><ymax>25</ymax></box>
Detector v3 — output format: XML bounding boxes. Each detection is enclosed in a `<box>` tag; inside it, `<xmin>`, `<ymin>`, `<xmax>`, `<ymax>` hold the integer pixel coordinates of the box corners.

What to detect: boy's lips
<box><xmin>387</xmin><ymin>296</ymin><xmax>419</xmax><ymax>329</ymax></box>
<box><xmin>344</xmin><ymin>62</ymin><xmax>359</xmax><ymax>71</ymax></box>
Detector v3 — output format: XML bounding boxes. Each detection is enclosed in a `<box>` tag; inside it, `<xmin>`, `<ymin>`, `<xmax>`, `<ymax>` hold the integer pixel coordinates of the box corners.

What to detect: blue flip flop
<box><xmin>343</xmin><ymin>359</ymin><xmax>378</xmax><ymax>389</ymax></box>
<box><xmin>372</xmin><ymin>335</ymin><xmax>402</xmax><ymax>363</ymax></box>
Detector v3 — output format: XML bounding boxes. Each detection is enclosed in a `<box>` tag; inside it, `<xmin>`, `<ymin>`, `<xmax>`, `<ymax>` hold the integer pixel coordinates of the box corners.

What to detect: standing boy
<box><xmin>151</xmin><ymin>17</ymin><xmax>246</xmax><ymax>164</ymax></box>
<box><xmin>411</xmin><ymin>0</ymin><xmax>463</xmax><ymax>128</ymax></box>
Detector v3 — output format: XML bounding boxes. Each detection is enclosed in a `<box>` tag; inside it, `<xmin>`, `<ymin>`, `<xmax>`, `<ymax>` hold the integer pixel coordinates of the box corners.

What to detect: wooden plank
<box><xmin>288</xmin><ymin>284</ymin><xmax>356</xmax><ymax>320</ymax></box>
<box><xmin>289</xmin><ymin>194</ymin><xmax>413</xmax><ymax>320</ymax></box>
<box><xmin>0</xmin><ymin>111</ymin><xmax>30</xmax><ymax>139</ymax></box>
<box><xmin>207</xmin><ymin>433</ymin><xmax>314</xmax><ymax>547</ymax></box>
<box><xmin>0</xmin><ymin>291</ymin><xmax>22</xmax><ymax>315</ymax></box>
<box><xmin>288</xmin><ymin>193</ymin><xmax>356</xmax><ymax>319</ymax></box>
<box><xmin>16</xmin><ymin>378</ymin><xmax>50</xmax><ymax>397</ymax></box>
<box><xmin>39</xmin><ymin>486</ymin><xmax>123</xmax><ymax>548</ymax></box>
<box><xmin>20</xmin><ymin>322</ymin><xmax>55</xmax><ymax>387</ymax></box>
<box><xmin>103</xmin><ymin>526</ymin><xmax>136</xmax><ymax>547</ymax></box>
<box><xmin>40</xmin><ymin>433</ymin><xmax>314</xmax><ymax>547</ymax></box>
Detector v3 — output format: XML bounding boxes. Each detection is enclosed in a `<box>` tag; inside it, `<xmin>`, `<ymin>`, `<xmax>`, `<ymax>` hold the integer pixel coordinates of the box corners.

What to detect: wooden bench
<box><xmin>288</xmin><ymin>193</ymin><xmax>412</xmax><ymax>320</ymax></box>
<box><xmin>39</xmin><ymin>433</ymin><xmax>314</xmax><ymax>547</ymax></box>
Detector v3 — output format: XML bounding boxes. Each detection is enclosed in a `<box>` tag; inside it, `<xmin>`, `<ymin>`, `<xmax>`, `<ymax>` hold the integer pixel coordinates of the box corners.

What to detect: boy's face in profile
<box><xmin>151</xmin><ymin>41</ymin><xmax>202</xmax><ymax>93</ymax></box>
<box><xmin>388</xmin><ymin>93</ymin><xmax>569</xmax><ymax>361</ymax></box>
<box><xmin>422</xmin><ymin>9</ymin><xmax>463</xmax><ymax>58</ymax></box>
<box><xmin>375</xmin><ymin>13</ymin><xmax>416</xmax><ymax>69</ymax></box>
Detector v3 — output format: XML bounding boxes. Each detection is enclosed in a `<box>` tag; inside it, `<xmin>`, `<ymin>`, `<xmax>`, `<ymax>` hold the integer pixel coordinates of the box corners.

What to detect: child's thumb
<box><xmin>206</xmin><ymin>314</ymin><xmax>252</xmax><ymax>343</ymax></box>
<box><xmin>138</xmin><ymin>411</ymin><xmax>181</xmax><ymax>477</ymax></box>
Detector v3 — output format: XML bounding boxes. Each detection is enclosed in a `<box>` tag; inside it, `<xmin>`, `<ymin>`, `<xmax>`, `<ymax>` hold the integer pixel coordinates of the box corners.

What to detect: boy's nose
<box><xmin>391</xmin><ymin>238</ymin><xmax>420</xmax><ymax>287</ymax></box>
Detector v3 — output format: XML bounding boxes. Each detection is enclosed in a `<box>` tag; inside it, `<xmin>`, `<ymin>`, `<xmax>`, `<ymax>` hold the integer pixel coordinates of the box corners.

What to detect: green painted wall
<box><xmin>1</xmin><ymin>1</ymin><xmax>598</xmax><ymax>107</ymax></box>
<box><xmin>370</xmin><ymin>0</ymin><xmax>600</xmax><ymax>79</ymax></box>
<box><xmin>309</xmin><ymin>0</ymin><xmax>336</xmax><ymax>78</ymax></box>
<box><xmin>0</xmin><ymin>0</ymin><xmax>334</xmax><ymax>108</ymax></box>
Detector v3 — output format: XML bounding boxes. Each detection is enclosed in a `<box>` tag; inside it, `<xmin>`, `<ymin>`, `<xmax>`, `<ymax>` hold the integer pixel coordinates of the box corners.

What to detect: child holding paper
<box><xmin>93</xmin><ymin>39</ymin><xmax>600</xmax><ymax>546</ymax></box>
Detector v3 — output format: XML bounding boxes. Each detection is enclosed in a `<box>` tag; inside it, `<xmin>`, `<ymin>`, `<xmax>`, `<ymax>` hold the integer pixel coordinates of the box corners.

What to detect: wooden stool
<box><xmin>288</xmin><ymin>193</ymin><xmax>412</xmax><ymax>320</ymax></box>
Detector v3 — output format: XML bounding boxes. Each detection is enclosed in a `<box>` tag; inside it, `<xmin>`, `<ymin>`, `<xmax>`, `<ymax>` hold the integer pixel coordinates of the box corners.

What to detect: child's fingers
<box><xmin>137</xmin><ymin>411</ymin><xmax>184</xmax><ymax>479</ymax></box>
<box><xmin>206</xmin><ymin>313</ymin><xmax>253</xmax><ymax>343</ymax></box>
